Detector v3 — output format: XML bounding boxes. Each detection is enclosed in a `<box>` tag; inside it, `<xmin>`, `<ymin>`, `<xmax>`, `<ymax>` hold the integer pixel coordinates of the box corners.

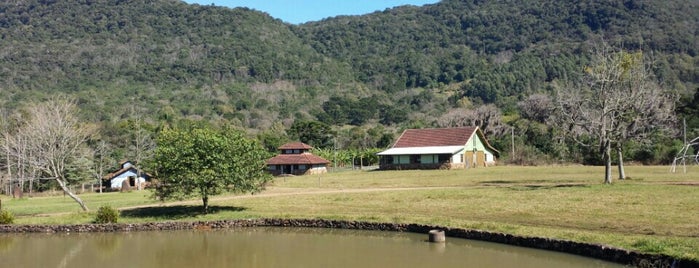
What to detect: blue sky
<box><xmin>182</xmin><ymin>0</ymin><xmax>440</xmax><ymax>24</ymax></box>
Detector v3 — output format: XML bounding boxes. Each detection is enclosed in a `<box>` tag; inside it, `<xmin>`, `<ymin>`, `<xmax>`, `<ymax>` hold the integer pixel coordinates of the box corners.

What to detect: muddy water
<box><xmin>0</xmin><ymin>227</ymin><xmax>623</xmax><ymax>268</ymax></box>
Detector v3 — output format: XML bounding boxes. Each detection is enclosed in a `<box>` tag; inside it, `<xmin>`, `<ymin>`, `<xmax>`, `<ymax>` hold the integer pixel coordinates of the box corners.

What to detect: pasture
<box><xmin>1</xmin><ymin>165</ymin><xmax>698</xmax><ymax>260</ymax></box>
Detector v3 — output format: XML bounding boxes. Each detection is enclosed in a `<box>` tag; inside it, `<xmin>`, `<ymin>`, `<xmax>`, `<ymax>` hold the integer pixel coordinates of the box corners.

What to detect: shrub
<box><xmin>0</xmin><ymin>210</ymin><xmax>14</xmax><ymax>224</ymax></box>
<box><xmin>94</xmin><ymin>205</ymin><xmax>119</xmax><ymax>224</ymax></box>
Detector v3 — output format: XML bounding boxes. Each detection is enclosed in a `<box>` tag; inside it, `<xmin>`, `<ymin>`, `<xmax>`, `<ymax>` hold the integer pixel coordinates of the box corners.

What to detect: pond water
<box><xmin>0</xmin><ymin>227</ymin><xmax>623</xmax><ymax>268</ymax></box>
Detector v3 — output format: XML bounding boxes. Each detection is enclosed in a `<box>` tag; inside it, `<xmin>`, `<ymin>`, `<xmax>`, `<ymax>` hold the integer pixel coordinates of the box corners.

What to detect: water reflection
<box><xmin>0</xmin><ymin>227</ymin><xmax>623</xmax><ymax>268</ymax></box>
<box><xmin>0</xmin><ymin>236</ymin><xmax>15</xmax><ymax>252</ymax></box>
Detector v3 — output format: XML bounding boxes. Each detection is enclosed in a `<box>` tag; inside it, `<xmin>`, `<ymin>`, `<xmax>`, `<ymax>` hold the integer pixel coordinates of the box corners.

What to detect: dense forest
<box><xmin>1</xmin><ymin>0</ymin><xmax>698</xmax><ymax>175</ymax></box>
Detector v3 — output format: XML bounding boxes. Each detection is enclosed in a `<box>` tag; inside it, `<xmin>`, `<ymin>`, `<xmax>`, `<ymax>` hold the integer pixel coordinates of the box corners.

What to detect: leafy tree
<box><xmin>379</xmin><ymin>105</ymin><xmax>408</xmax><ymax>125</ymax></box>
<box><xmin>319</xmin><ymin>96</ymin><xmax>350</xmax><ymax>125</ymax></box>
<box><xmin>151</xmin><ymin>127</ymin><xmax>272</xmax><ymax>213</ymax></box>
<box><xmin>257</xmin><ymin>122</ymin><xmax>289</xmax><ymax>153</ymax></box>
<box><xmin>677</xmin><ymin>87</ymin><xmax>699</xmax><ymax>138</ymax></box>
<box><xmin>288</xmin><ymin>120</ymin><xmax>335</xmax><ymax>149</ymax></box>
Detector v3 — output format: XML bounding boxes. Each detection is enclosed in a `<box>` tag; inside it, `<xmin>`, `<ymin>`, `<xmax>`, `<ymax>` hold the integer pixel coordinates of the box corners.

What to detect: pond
<box><xmin>0</xmin><ymin>227</ymin><xmax>623</xmax><ymax>268</ymax></box>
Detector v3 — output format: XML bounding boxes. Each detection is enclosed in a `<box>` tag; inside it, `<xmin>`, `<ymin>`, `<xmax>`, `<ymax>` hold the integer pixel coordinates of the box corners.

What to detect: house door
<box><xmin>283</xmin><ymin>165</ymin><xmax>292</xmax><ymax>174</ymax></box>
<box><xmin>476</xmin><ymin>151</ymin><xmax>486</xmax><ymax>167</ymax></box>
<box><xmin>465</xmin><ymin>152</ymin><xmax>475</xmax><ymax>168</ymax></box>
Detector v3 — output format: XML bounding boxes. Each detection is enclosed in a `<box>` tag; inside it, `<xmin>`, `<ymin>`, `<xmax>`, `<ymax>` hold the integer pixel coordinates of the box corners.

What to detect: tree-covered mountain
<box><xmin>1</xmin><ymin>0</ymin><xmax>697</xmax><ymax>164</ymax></box>
<box><xmin>1</xmin><ymin>0</ymin><xmax>353</xmax><ymax>85</ymax></box>
<box><xmin>0</xmin><ymin>0</ymin><xmax>356</xmax><ymax>126</ymax></box>
<box><xmin>298</xmin><ymin>0</ymin><xmax>697</xmax><ymax>99</ymax></box>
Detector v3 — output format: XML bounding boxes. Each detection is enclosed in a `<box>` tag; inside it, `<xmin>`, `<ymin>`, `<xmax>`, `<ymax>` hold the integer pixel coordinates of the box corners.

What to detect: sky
<box><xmin>181</xmin><ymin>0</ymin><xmax>440</xmax><ymax>24</ymax></box>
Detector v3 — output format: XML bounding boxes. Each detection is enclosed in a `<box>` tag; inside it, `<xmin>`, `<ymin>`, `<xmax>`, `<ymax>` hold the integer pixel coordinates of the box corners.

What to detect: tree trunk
<box><xmin>617</xmin><ymin>145</ymin><xmax>626</xmax><ymax>180</ymax></box>
<box><xmin>603</xmin><ymin>141</ymin><xmax>612</xmax><ymax>184</ymax></box>
<box><xmin>55</xmin><ymin>177</ymin><xmax>89</xmax><ymax>212</ymax></box>
<box><xmin>4</xmin><ymin>136</ymin><xmax>10</xmax><ymax>196</ymax></box>
<box><xmin>202</xmin><ymin>195</ymin><xmax>209</xmax><ymax>214</ymax></box>
<box><xmin>17</xmin><ymin>158</ymin><xmax>23</xmax><ymax>192</ymax></box>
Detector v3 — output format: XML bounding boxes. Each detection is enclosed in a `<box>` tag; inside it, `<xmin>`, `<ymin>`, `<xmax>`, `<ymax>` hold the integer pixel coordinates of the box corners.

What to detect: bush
<box><xmin>94</xmin><ymin>205</ymin><xmax>119</xmax><ymax>224</ymax></box>
<box><xmin>0</xmin><ymin>210</ymin><xmax>14</xmax><ymax>224</ymax></box>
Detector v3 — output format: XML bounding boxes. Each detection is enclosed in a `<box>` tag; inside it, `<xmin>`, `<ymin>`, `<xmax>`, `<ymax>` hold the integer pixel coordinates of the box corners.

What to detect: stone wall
<box><xmin>0</xmin><ymin>219</ymin><xmax>694</xmax><ymax>268</ymax></box>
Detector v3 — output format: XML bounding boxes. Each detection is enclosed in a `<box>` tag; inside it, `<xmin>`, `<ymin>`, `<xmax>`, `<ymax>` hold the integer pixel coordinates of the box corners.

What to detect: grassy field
<box><xmin>1</xmin><ymin>165</ymin><xmax>698</xmax><ymax>261</ymax></box>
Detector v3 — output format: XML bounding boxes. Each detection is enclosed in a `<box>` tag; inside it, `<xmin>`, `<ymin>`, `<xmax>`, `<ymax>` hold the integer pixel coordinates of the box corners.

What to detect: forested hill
<box><xmin>0</xmin><ymin>0</ymin><xmax>352</xmax><ymax>90</ymax></box>
<box><xmin>1</xmin><ymin>0</ymin><xmax>698</xmax><ymax>162</ymax></box>
<box><xmin>298</xmin><ymin>0</ymin><xmax>698</xmax><ymax>94</ymax></box>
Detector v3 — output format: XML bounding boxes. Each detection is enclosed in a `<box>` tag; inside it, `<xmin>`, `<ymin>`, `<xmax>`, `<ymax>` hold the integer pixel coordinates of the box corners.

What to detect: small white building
<box><xmin>103</xmin><ymin>161</ymin><xmax>151</xmax><ymax>190</ymax></box>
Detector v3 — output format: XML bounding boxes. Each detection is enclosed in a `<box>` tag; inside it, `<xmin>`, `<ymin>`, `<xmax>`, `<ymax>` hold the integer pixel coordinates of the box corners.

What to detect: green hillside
<box><xmin>298</xmin><ymin>0</ymin><xmax>697</xmax><ymax>100</ymax></box>
<box><xmin>0</xmin><ymin>0</ymin><xmax>697</xmax><ymax>164</ymax></box>
<box><xmin>0</xmin><ymin>0</ymin><xmax>355</xmax><ymax>124</ymax></box>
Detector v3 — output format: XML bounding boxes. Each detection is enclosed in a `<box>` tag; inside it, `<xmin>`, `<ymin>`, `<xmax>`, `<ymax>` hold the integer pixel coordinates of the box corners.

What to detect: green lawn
<box><xmin>1</xmin><ymin>165</ymin><xmax>698</xmax><ymax>261</ymax></box>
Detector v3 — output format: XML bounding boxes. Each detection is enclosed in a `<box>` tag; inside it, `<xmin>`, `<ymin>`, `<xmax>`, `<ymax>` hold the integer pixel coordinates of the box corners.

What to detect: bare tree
<box><xmin>91</xmin><ymin>140</ymin><xmax>111</xmax><ymax>193</ymax></box>
<box><xmin>518</xmin><ymin>93</ymin><xmax>553</xmax><ymax>123</ymax></box>
<box><xmin>17</xmin><ymin>98</ymin><xmax>94</xmax><ymax>211</ymax></box>
<box><xmin>1</xmin><ymin>110</ymin><xmax>28</xmax><ymax>196</ymax></box>
<box><xmin>436</xmin><ymin>104</ymin><xmax>508</xmax><ymax>137</ymax></box>
<box><xmin>0</xmin><ymin>111</ymin><xmax>11</xmax><ymax>196</ymax></box>
<box><xmin>128</xmin><ymin>99</ymin><xmax>155</xmax><ymax>191</ymax></box>
<box><xmin>129</xmin><ymin>126</ymin><xmax>154</xmax><ymax>190</ymax></box>
<box><xmin>9</xmin><ymin>130</ymin><xmax>30</xmax><ymax>194</ymax></box>
<box><xmin>554</xmin><ymin>43</ymin><xmax>676</xmax><ymax>184</ymax></box>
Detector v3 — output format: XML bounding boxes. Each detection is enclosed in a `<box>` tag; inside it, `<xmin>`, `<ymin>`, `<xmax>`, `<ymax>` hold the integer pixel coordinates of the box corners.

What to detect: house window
<box><xmin>382</xmin><ymin>156</ymin><xmax>394</xmax><ymax>164</ymax></box>
<box><xmin>438</xmin><ymin>154</ymin><xmax>451</xmax><ymax>163</ymax></box>
<box><xmin>421</xmin><ymin>155</ymin><xmax>437</xmax><ymax>164</ymax></box>
<box><xmin>410</xmin><ymin>155</ymin><xmax>420</xmax><ymax>164</ymax></box>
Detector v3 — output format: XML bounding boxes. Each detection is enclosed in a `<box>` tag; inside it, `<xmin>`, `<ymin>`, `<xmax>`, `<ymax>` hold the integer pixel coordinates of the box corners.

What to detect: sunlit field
<box><xmin>2</xmin><ymin>165</ymin><xmax>698</xmax><ymax>260</ymax></box>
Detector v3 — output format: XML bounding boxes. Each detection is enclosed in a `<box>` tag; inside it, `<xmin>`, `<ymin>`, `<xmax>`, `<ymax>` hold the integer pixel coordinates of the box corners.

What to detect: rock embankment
<box><xmin>0</xmin><ymin>219</ymin><xmax>694</xmax><ymax>268</ymax></box>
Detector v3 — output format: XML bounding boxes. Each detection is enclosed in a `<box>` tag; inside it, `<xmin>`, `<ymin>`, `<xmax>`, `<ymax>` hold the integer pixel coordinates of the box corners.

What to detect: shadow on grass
<box><xmin>511</xmin><ymin>184</ymin><xmax>590</xmax><ymax>191</ymax></box>
<box><xmin>479</xmin><ymin>180</ymin><xmax>590</xmax><ymax>190</ymax></box>
<box><xmin>480</xmin><ymin>180</ymin><xmax>518</xmax><ymax>184</ymax></box>
<box><xmin>481</xmin><ymin>179</ymin><xmax>579</xmax><ymax>184</ymax></box>
<box><xmin>121</xmin><ymin>205</ymin><xmax>246</xmax><ymax>220</ymax></box>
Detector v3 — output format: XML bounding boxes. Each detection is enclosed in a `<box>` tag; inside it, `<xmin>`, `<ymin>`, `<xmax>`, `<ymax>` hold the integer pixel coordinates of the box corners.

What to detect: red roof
<box><xmin>278</xmin><ymin>142</ymin><xmax>313</xmax><ymax>150</ymax></box>
<box><xmin>266</xmin><ymin>153</ymin><xmax>330</xmax><ymax>165</ymax></box>
<box><xmin>393</xmin><ymin>127</ymin><xmax>478</xmax><ymax>148</ymax></box>
<box><xmin>102</xmin><ymin>165</ymin><xmax>152</xmax><ymax>180</ymax></box>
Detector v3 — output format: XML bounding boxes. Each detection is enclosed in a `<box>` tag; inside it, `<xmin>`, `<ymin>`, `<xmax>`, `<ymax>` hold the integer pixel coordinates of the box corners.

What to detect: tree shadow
<box><xmin>511</xmin><ymin>184</ymin><xmax>589</xmax><ymax>191</ymax></box>
<box><xmin>121</xmin><ymin>205</ymin><xmax>246</xmax><ymax>220</ymax></box>
<box><xmin>478</xmin><ymin>180</ymin><xmax>590</xmax><ymax>190</ymax></box>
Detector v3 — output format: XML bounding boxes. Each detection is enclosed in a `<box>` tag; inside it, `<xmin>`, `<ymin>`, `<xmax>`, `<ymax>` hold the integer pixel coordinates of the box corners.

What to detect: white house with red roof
<box><xmin>266</xmin><ymin>142</ymin><xmax>330</xmax><ymax>176</ymax></box>
<box><xmin>103</xmin><ymin>161</ymin><xmax>152</xmax><ymax>190</ymax></box>
<box><xmin>377</xmin><ymin>127</ymin><xmax>499</xmax><ymax>170</ymax></box>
